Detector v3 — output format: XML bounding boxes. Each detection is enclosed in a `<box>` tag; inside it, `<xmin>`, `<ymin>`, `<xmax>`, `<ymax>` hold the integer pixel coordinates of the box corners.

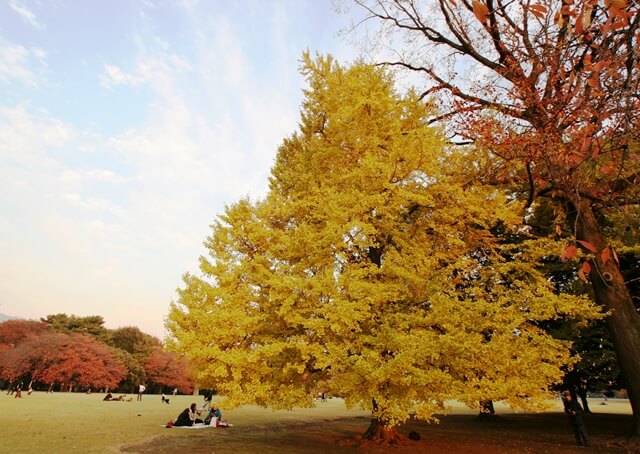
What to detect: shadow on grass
<box><xmin>121</xmin><ymin>412</ymin><xmax>636</xmax><ymax>454</ymax></box>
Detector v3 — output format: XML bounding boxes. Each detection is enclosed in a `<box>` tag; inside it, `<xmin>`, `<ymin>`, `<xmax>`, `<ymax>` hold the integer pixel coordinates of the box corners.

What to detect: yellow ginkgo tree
<box><xmin>167</xmin><ymin>54</ymin><xmax>600</xmax><ymax>444</ymax></box>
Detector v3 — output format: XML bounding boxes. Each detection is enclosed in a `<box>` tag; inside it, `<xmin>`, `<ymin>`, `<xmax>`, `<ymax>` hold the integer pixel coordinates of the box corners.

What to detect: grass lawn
<box><xmin>0</xmin><ymin>392</ymin><xmax>634</xmax><ymax>453</ymax></box>
<box><xmin>0</xmin><ymin>391</ymin><xmax>369</xmax><ymax>453</ymax></box>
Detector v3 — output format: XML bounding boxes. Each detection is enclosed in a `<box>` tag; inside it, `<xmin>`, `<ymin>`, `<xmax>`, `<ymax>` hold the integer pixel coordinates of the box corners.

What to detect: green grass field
<box><xmin>0</xmin><ymin>392</ymin><xmax>370</xmax><ymax>453</ymax></box>
<box><xmin>0</xmin><ymin>392</ymin><xmax>633</xmax><ymax>453</ymax></box>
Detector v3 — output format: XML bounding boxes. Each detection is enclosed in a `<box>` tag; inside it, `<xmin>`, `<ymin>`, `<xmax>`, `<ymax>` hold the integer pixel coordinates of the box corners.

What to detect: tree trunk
<box><xmin>477</xmin><ymin>400</ymin><xmax>501</xmax><ymax>422</ymax></box>
<box><xmin>571</xmin><ymin>196</ymin><xmax>640</xmax><ymax>437</ymax></box>
<box><xmin>480</xmin><ymin>400</ymin><xmax>496</xmax><ymax>415</ymax></box>
<box><xmin>579</xmin><ymin>394</ymin><xmax>591</xmax><ymax>415</ymax></box>
<box><xmin>362</xmin><ymin>416</ymin><xmax>407</xmax><ymax>446</ymax></box>
<box><xmin>361</xmin><ymin>398</ymin><xmax>409</xmax><ymax>446</ymax></box>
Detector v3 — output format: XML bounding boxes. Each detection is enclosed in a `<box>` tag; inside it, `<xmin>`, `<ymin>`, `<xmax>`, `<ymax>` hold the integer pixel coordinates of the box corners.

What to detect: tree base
<box><xmin>359</xmin><ymin>418</ymin><xmax>411</xmax><ymax>447</ymax></box>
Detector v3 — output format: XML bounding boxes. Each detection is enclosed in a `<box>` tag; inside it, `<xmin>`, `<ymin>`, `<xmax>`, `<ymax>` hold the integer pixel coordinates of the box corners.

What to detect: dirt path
<box><xmin>122</xmin><ymin>411</ymin><xmax>638</xmax><ymax>453</ymax></box>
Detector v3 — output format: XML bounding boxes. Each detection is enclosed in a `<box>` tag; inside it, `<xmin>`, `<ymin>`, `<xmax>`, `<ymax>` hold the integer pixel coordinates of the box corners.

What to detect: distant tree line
<box><xmin>0</xmin><ymin>314</ymin><xmax>194</xmax><ymax>394</ymax></box>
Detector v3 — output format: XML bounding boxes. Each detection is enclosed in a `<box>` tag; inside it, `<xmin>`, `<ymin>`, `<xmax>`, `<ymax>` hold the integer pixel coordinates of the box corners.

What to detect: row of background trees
<box><xmin>0</xmin><ymin>314</ymin><xmax>194</xmax><ymax>394</ymax></box>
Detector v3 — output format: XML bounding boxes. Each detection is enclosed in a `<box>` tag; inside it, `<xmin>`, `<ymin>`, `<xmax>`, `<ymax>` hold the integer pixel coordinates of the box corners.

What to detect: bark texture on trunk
<box><xmin>572</xmin><ymin>196</ymin><xmax>640</xmax><ymax>437</ymax></box>
<box><xmin>477</xmin><ymin>400</ymin><xmax>501</xmax><ymax>422</ymax></box>
<box><xmin>362</xmin><ymin>417</ymin><xmax>407</xmax><ymax>446</ymax></box>
<box><xmin>361</xmin><ymin>398</ymin><xmax>409</xmax><ymax>446</ymax></box>
<box><xmin>480</xmin><ymin>400</ymin><xmax>496</xmax><ymax>415</ymax></box>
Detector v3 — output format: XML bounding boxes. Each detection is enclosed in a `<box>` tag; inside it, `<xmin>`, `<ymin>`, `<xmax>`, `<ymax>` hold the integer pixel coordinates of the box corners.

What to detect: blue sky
<box><xmin>0</xmin><ymin>0</ymin><xmax>364</xmax><ymax>338</ymax></box>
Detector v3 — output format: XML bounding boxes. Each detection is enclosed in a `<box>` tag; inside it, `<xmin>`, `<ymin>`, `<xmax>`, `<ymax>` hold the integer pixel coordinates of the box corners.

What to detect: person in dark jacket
<box><xmin>174</xmin><ymin>403</ymin><xmax>202</xmax><ymax>427</ymax></box>
<box><xmin>562</xmin><ymin>391</ymin><xmax>590</xmax><ymax>446</ymax></box>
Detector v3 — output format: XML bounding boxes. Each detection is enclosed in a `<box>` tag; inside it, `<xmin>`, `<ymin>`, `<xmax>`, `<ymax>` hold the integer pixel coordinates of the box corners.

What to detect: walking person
<box><xmin>15</xmin><ymin>382</ymin><xmax>23</xmax><ymax>398</ymax></box>
<box><xmin>562</xmin><ymin>391</ymin><xmax>590</xmax><ymax>446</ymax></box>
<box><xmin>137</xmin><ymin>384</ymin><xmax>146</xmax><ymax>401</ymax></box>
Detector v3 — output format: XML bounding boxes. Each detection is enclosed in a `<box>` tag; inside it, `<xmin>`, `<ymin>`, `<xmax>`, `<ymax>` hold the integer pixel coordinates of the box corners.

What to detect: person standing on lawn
<box><xmin>562</xmin><ymin>391</ymin><xmax>591</xmax><ymax>446</ymax></box>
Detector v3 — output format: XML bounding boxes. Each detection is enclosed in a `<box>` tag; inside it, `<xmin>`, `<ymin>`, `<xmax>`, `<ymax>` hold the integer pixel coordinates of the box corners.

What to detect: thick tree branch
<box><xmin>525</xmin><ymin>161</ymin><xmax>535</xmax><ymax>208</ymax></box>
<box><xmin>609</xmin><ymin>172</ymin><xmax>640</xmax><ymax>194</ymax></box>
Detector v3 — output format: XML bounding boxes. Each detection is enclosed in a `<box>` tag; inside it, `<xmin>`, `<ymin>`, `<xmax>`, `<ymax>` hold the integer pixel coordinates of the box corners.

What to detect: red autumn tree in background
<box><xmin>355</xmin><ymin>0</ymin><xmax>640</xmax><ymax>435</ymax></box>
<box><xmin>0</xmin><ymin>319</ymin><xmax>48</xmax><ymax>348</ymax></box>
<box><xmin>143</xmin><ymin>347</ymin><xmax>194</xmax><ymax>394</ymax></box>
<box><xmin>0</xmin><ymin>331</ymin><xmax>126</xmax><ymax>391</ymax></box>
<box><xmin>0</xmin><ymin>320</ymin><xmax>50</xmax><ymax>388</ymax></box>
<box><xmin>0</xmin><ymin>317</ymin><xmax>194</xmax><ymax>393</ymax></box>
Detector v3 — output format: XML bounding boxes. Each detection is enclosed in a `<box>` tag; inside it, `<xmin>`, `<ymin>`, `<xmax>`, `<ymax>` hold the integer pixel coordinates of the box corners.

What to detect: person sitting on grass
<box><xmin>203</xmin><ymin>405</ymin><xmax>219</xmax><ymax>424</ymax></box>
<box><xmin>174</xmin><ymin>403</ymin><xmax>202</xmax><ymax>427</ymax></box>
<box><xmin>161</xmin><ymin>393</ymin><xmax>170</xmax><ymax>404</ymax></box>
<box><xmin>204</xmin><ymin>405</ymin><xmax>231</xmax><ymax>427</ymax></box>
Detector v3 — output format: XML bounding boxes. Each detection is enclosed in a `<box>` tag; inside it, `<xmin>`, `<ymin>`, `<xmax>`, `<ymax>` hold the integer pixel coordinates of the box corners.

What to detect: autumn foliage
<box><xmin>167</xmin><ymin>54</ymin><xmax>601</xmax><ymax>442</ymax></box>
<box><xmin>1</xmin><ymin>331</ymin><xmax>126</xmax><ymax>390</ymax></box>
<box><xmin>0</xmin><ymin>316</ymin><xmax>193</xmax><ymax>393</ymax></box>
<box><xmin>144</xmin><ymin>348</ymin><xmax>194</xmax><ymax>394</ymax></box>
<box><xmin>0</xmin><ymin>319</ymin><xmax>49</xmax><ymax>347</ymax></box>
<box><xmin>354</xmin><ymin>0</ymin><xmax>640</xmax><ymax>436</ymax></box>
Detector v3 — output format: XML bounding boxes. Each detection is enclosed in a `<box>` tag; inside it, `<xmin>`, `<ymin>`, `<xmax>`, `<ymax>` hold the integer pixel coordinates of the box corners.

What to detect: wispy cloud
<box><xmin>99</xmin><ymin>64</ymin><xmax>146</xmax><ymax>88</ymax></box>
<box><xmin>58</xmin><ymin>169</ymin><xmax>127</xmax><ymax>184</ymax></box>
<box><xmin>0</xmin><ymin>40</ymin><xmax>45</xmax><ymax>86</ymax></box>
<box><xmin>10</xmin><ymin>0</ymin><xmax>44</xmax><ymax>29</ymax></box>
<box><xmin>99</xmin><ymin>54</ymin><xmax>191</xmax><ymax>88</ymax></box>
<box><xmin>61</xmin><ymin>193</ymin><xmax>125</xmax><ymax>217</ymax></box>
<box><xmin>0</xmin><ymin>105</ymin><xmax>72</xmax><ymax>166</ymax></box>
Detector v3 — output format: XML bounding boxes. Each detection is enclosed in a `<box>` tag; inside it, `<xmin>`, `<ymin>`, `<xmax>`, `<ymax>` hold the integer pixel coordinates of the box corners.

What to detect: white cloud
<box><xmin>0</xmin><ymin>105</ymin><xmax>72</xmax><ymax>167</ymax></box>
<box><xmin>59</xmin><ymin>169</ymin><xmax>127</xmax><ymax>184</ymax></box>
<box><xmin>9</xmin><ymin>0</ymin><xmax>43</xmax><ymax>29</ymax></box>
<box><xmin>61</xmin><ymin>193</ymin><xmax>125</xmax><ymax>217</ymax></box>
<box><xmin>0</xmin><ymin>105</ymin><xmax>131</xmax><ymax>291</ymax></box>
<box><xmin>31</xmin><ymin>47</ymin><xmax>48</xmax><ymax>65</ymax></box>
<box><xmin>99</xmin><ymin>64</ymin><xmax>146</xmax><ymax>88</ymax></box>
<box><xmin>99</xmin><ymin>54</ymin><xmax>191</xmax><ymax>88</ymax></box>
<box><xmin>0</xmin><ymin>41</ymin><xmax>43</xmax><ymax>86</ymax></box>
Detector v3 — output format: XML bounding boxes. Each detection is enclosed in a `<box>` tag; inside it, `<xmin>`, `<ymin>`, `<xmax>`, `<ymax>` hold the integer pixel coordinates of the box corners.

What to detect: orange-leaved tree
<box><xmin>144</xmin><ymin>347</ymin><xmax>194</xmax><ymax>394</ymax></box>
<box><xmin>0</xmin><ymin>331</ymin><xmax>126</xmax><ymax>391</ymax></box>
<box><xmin>0</xmin><ymin>319</ymin><xmax>49</xmax><ymax>348</ymax></box>
<box><xmin>354</xmin><ymin>0</ymin><xmax>640</xmax><ymax>435</ymax></box>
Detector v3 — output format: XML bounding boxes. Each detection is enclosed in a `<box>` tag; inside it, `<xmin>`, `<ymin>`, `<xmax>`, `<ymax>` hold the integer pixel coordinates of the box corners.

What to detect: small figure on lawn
<box><xmin>161</xmin><ymin>393</ymin><xmax>170</xmax><ymax>404</ymax></box>
<box><xmin>562</xmin><ymin>390</ymin><xmax>591</xmax><ymax>446</ymax></box>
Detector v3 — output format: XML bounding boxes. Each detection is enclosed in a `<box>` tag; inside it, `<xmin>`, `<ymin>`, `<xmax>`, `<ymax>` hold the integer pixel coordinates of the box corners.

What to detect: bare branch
<box><xmin>382</xmin><ymin>60</ymin><xmax>523</xmax><ymax>118</ymax></box>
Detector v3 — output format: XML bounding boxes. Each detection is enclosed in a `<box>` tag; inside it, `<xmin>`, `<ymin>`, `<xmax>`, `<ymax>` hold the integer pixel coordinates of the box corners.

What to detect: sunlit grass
<box><xmin>0</xmin><ymin>392</ymin><xmax>369</xmax><ymax>453</ymax></box>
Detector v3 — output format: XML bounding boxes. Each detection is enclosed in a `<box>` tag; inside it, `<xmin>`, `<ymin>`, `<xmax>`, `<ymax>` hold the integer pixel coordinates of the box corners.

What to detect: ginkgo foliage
<box><xmin>167</xmin><ymin>54</ymin><xmax>600</xmax><ymax>441</ymax></box>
